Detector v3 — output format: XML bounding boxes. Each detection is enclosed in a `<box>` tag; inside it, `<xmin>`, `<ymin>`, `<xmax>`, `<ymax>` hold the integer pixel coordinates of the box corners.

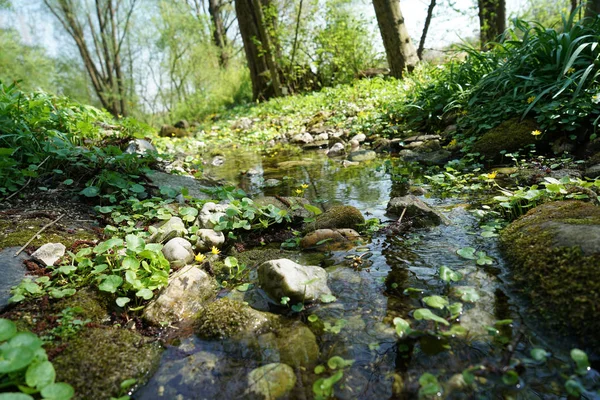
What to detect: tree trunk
<box><xmin>478</xmin><ymin>0</ymin><xmax>506</xmax><ymax>48</ymax></box>
<box><xmin>208</xmin><ymin>0</ymin><xmax>229</xmax><ymax>68</ymax></box>
<box><xmin>585</xmin><ymin>0</ymin><xmax>600</xmax><ymax>18</ymax></box>
<box><xmin>417</xmin><ymin>0</ymin><xmax>436</xmax><ymax>60</ymax></box>
<box><xmin>235</xmin><ymin>0</ymin><xmax>282</xmax><ymax>101</ymax></box>
<box><xmin>372</xmin><ymin>0</ymin><xmax>419</xmax><ymax>79</ymax></box>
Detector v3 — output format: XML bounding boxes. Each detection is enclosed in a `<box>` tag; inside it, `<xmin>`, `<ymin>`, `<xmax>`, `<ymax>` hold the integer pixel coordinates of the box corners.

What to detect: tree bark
<box><xmin>417</xmin><ymin>0</ymin><xmax>436</xmax><ymax>60</ymax></box>
<box><xmin>585</xmin><ymin>0</ymin><xmax>600</xmax><ymax>18</ymax></box>
<box><xmin>478</xmin><ymin>0</ymin><xmax>506</xmax><ymax>49</ymax></box>
<box><xmin>372</xmin><ymin>0</ymin><xmax>419</xmax><ymax>79</ymax></box>
<box><xmin>208</xmin><ymin>0</ymin><xmax>229</xmax><ymax>68</ymax></box>
<box><xmin>235</xmin><ymin>0</ymin><xmax>282</xmax><ymax>100</ymax></box>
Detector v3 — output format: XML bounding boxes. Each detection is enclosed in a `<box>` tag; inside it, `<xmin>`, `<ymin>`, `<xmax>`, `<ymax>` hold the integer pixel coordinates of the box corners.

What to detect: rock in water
<box><xmin>144</xmin><ymin>266</ymin><xmax>216</xmax><ymax>325</ymax></box>
<box><xmin>31</xmin><ymin>243</ymin><xmax>66</xmax><ymax>266</ymax></box>
<box><xmin>162</xmin><ymin>237</ymin><xmax>194</xmax><ymax>267</ymax></box>
<box><xmin>386</xmin><ymin>195</ymin><xmax>445</xmax><ymax>227</ymax></box>
<box><xmin>326</xmin><ymin>142</ymin><xmax>346</xmax><ymax>157</ymax></box>
<box><xmin>348</xmin><ymin>150</ymin><xmax>376</xmax><ymax>162</ymax></box>
<box><xmin>306</xmin><ymin>205</ymin><xmax>365</xmax><ymax>231</ymax></box>
<box><xmin>300</xmin><ymin>229</ymin><xmax>360</xmax><ymax>250</ymax></box>
<box><xmin>247</xmin><ymin>363</ymin><xmax>296</xmax><ymax>400</ymax></box>
<box><xmin>258</xmin><ymin>259</ymin><xmax>332</xmax><ymax>303</ymax></box>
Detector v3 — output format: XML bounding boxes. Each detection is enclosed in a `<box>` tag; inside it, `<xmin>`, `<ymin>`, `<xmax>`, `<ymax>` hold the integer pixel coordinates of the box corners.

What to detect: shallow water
<box><xmin>136</xmin><ymin>149</ymin><xmax>588</xmax><ymax>399</ymax></box>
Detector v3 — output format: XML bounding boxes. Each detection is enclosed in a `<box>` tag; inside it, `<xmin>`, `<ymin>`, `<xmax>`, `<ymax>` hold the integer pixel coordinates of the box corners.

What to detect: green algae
<box><xmin>500</xmin><ymin>200</ymin><xmax>600</xmax><ymax>351</ymax></box>
<box><xmin>472</xmin><ymin>118</ymin><xmax>540</xmax><ymax>161</ymax></box>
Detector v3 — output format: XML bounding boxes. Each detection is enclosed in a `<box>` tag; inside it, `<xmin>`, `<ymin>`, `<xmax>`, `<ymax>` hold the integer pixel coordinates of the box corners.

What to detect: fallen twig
<box><xmin>397</xmin><ymin>207</ymin><xmax>407</xmax><ymax>224</ymax></box>
<box><xmin>2</xmin><ymin>156</ymin><xmax>51</xmax><ymax>202</ymax></box>
<box><xmin>14</xmin><ymin>214</ymin><xmax>64</xmax><ymax>257</ymax></box>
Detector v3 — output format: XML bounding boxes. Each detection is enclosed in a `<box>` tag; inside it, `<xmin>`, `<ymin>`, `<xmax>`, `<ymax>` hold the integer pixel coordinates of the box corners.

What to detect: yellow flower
<box><xmin>211</xmin><ymin>246</ymin><xmax>220</xmax><ymax>255</ymax></box>
<box><xmin>295</xmin><ymin>189</ymin><xmax>303</xmax><ymax>195</ymax></box>
<box><xmin>301</xmin><ymin>184</ymin><xmax>309</xmax><ymax>189</ymax></box>
<box><xmin>195</xmin><ymin>253</ymin><xmax>206</xmax><ymax>263</ymax></box>
<box><xmin>567</xmin><ymin>67</ymin><xmax>576</xmax><ymax>74</ymax></box>
<box><xmin>487</xmin><ymin>171</ymin><xmax>498</xmax><ymax>179</ymax></box>
<box><xmin>460</xmin><ymin>110</ymin><xmax>468</xmax><ymax>116</ymax></box>
<box><xmin>531</xmin><ymin>130</ymin><xmax>542</xmax><ymax>136</ymax></box>
<box><xmin>448</xmin><ymin>139</ymin><xmax>458</xmax><ymax>147</ymax></box>
<box><xmin>527</xmin><ymin>96</ymin><xmax>536</xmax><ymax>104</ymax></box>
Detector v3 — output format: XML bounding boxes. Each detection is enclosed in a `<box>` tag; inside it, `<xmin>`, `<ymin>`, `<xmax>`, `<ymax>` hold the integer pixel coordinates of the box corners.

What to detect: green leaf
<box><xmin>93</xmin><ymin>238</ymin><xmax>124</xmax><ymax>255</ymax></box>
<box><xmin>40</xmin><ymin>382</ymin><xmax>74</xmax><ymax>400</ymax></box>
<box><xmin>99</xmin><ymin>275</ymin><xmax>123</xmax><ymax>293</ymax></box>
<box><xmin>0</xmin><ymin>319</ymin><xmax>17</xmax><ymax>341</ymax></box>
<box><xmin>136</xmin><ymin>288</ymin><xmax>153</xmax><ymax>300</ymax></box>
<box><xmin>327</xmin><ymin>356</ymin><xmax>354</xmax><ymax>369</ymax></box>
<box><xmin>502</xmin><ymin>370</ymin><xmax>519</xmax><ymax>386</ymax></box>
<box><xmin>393</xmin><ymin>317</ymin><xmax>411</xmax><ymax>338</ymax></box>
<box><xmin>456</xmin><ymin>287</ymin><xmax>480</xmax><ymax>303</ymax></box>
<box><xmin>457</xmin><ymin>247</ymin><xmax>476</xmax><ymax>260</ymax></box>
<box><xmin>26</xmin><ymin>361</ymin><xmax>56</xmax><ymax>389</ymax></box>
<box><xmin>291</xmin><ymin>303</ymin><xmax>305</xmax><ymax>312</ymax></box>
<box><xmin>116</xmin><ymin>297</ymin><xmax>130</xmax><ymax>307</ymax></box>
<box><xmin>308</xmin><ymin>315</ymin><xmax>319</xmax><ymax>323</ymax></box>
<box><xmin>0</xmin><ymin>394</ymin><xmax>35</xmax><ymax>400</ymax></box>
<box><xmin>62</xmin><ymin>179</ymin><xmax>74</xmax><ymax>186</ymax></box>
<box><xmin>571</xmin><ymin>348</ymin><xmax>590</xmax><ymax>375</ymax></box>
<box><xmin>120</xmin><ymin>378</ymin><xmax>137</xmax><ymax>390</ymax></box>
<box><xmin>0</xmin><ymin>347</ymin><xmax>34</xmax><ymax>373</ymax></box>
<box><xmin>303</xmin><ymin>204</ymin><xmax>323</xmax><ymax>216</ymax></box>
<box><xmin>319</xmin><ymin>294</ymin><xmax>337</xmax><ymax>303</ymax></box>
<box><xmin>314</xmin><ymin>365</ymin><xmax>326</xmax><ymax>374</ymax></box>
<box><xmin>530</xmin><ymin>348</ymin><xmax>550</xmax><ymax>362</ymax></box>
<box><xmin>476</xmin><ymin>251</ymin><xmax>494</xmax><ymax>265</ymax></box>
<box><xmin>125</xmin><ymin>235</ymin><xmax>145</xmax><ymax>253</ymax></box>
<box><xmin>130</xmin><ymin>184</ymin><xmax>145</xmax><ymax>193</ymax></box>
<box><xmin>80</xmin><ymin>186</ymin><xmax>100</xmax><ymax>197</ymax></box>
<box><xmin>235</xmin><ymin>283</ymin><xmax>252</xmax><ymax>292</ymax></box>
<box><xmin>413</xmin><ymin>308</ymin><xmax>449</xmax><ymax>326</ymax></box>
<box><xmin>439</xmin><ymin>265</ymin><xmax>462</xmax><ymax>282</ymax></box>
<box><xmin>422</xmin><ymin>295</ymin><xmax>449</xmax><ymax>309</ymax></box>
<box><xmin>565</xmin><ymin>379</ymin><xmax>585</xmax><ymax>396</ymax></box>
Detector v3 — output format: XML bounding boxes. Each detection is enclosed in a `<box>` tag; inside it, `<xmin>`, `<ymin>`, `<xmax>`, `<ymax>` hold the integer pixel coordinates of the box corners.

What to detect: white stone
<box><xmin>196</xmin><ymin>229</ymin><xmax>225</xmax><ymax>251</ymax></box>
<box><xmin>162</xmin><ymin>237</ymin><xmax>194</xmax><ymax>267</ymax></box>
<box><xmin>31</xmin><ymin>243</ymin><xmax>66</xmax><ymax>266</ymax></box>
<box><xmin>198</xmin><ymin>202</ymin><xmax>228</xmax><ymax>229</ymax></box>
<box><xmin>258</xmin><ymin>259</ymin><xmax>332</xmax><ymax>303</ymax></box>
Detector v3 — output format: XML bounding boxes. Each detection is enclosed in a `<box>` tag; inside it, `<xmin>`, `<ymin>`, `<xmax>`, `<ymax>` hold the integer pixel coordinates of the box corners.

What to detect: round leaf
<box><xmin>439</xmin><ymin>265</ymin><xmax>462</xmax><ymax>282</ymax></box>
<box><xmin>393</xmin><ymin>317</ymin><xmax>411</xmax><ymax>338</ymax></box>
<box><xmin>135</xmin><ymin>288</ymin><xmax>153</xmax><ymax>300</ymax></box>
<box><xmin>0</xmin><ymin>347</ymin><xmax>34</xmax><ymax>373</ymax></box>
<box><xmin>116</xmin><ymin>297</ymin><xmax>131</xmax><ymax>307</ymax></box>
<box><xmin>26</xmin><ymin>361</ymin><xmax>56</xmax><ymax>389</ymax></box>
<box><xmin>99</xmin><ymin>275</ymin><xmax>123</xmax><ymax>293</ymax></box>
<box><xmin>0</xmin><ymin>394</ymin><xmax>35</xmax><ymax>400</ymax></box>
<box><xmin>422</xmin><ymin>295</ymin><xmax>449</xmax><ymax>309</ymax></box>
<box><xmin>0</xmin><ymin>319</ymin><xmax>17</xmax><ymax>341</ymax></box>
<box><xmin>530</xmin><ymin>348</ymin><xmax>550</xmax><ymax>362</ymax></box>
<box><xmin>413</xmin><ymin>308</ymin><xmax>449</xmax><ymax>326</ymax></box>
<box><xmin>80</xmin><ymin>186</ymin><xmax>100</xmax><ymax>197</ymax></box>
<box><xmin>456</xmin><ymin>247</ymin><xmax>476</xmax><ymax>260</ymax></box>
<box><xmin>40</xmin><ymin>382</ymin><xmax>75</xmax><ymax>400</ymax></box>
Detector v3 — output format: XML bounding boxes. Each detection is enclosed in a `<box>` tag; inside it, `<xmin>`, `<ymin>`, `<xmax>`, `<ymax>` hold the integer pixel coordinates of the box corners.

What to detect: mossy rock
<box><xmin>472</xmin><ymin>118</ymin><xmax>540</xmax><ymax>161</ymax></box>
<box><xmin>230</xmin><ymin>247</ymin><xmax>298</xmax><ymax>269</ymax></box>
<box><xmin>305</xmin><ymin>205</ymin><xmax>365</xmax><ymax>232</ymax></box>
<box><xmin>195</xmin><ymin>298</ymin><xmax>278</xmax><ymax>340</ymax></box>
<box><xmin>53</xmin><ymin>327</ymin><xmax>162</xmax><ymax>400</ymax></box>
<box><xmin>53</xmin><ymin>288</ymin><xmax>109</xmax><ymax>323</ymax></box>
<box><xmin>500</xmin><ymin>200</ymin><xmax>600</xmax><ymax>351</ymax></box>
<box><xmin>0</xmin><ymin>216</ymin><xmax>98</xmax><ymax>251</ymax></box>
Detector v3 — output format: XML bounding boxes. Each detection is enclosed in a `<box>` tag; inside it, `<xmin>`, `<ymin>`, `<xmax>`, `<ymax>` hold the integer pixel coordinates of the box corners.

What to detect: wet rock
<box><xmin>552</xmin><ymin>137</ymin><xmax>576</xmax><ymax>154</ymax></box>
<box><xmin>500</xmin><ymin>201</ymin><xmax>600</xmax><ymax>351</ymax></box>
<box><xmin>291</xmin><ymin>132</ymin><xmax>314</xmax><ymax>144</ymax></box>
<box><xmin>263</xmin><ymin>322</ymin><xmax>319</xmax><ymax>367</ymax></box>
<box><xmin>300</xmin><ymin>229</ymin><xmax>360</xmax><ymax>250</ymax></box>
<box><xmin>232</xmin><ymin>117</ymin><xmax>253</xmax><ymax>130</ymax></box>
<box><xmin>125</xmin><ymin>139</ymin><xmax>156</xmax><ymax>155</ymax></box>
<box><xmin>386</xmin><ymin>195</ymin><xmax>445</xmax><ymax>227</ymax></box>
<box><xmin>53</xmin><ymin>327</ymin><xmax>162</xmax><ymax>400</ymax></box>
<box><xmin>308</xmin><ymin>205</ymin><xmax>365</xmax><ymax>231</ymax></box>
<box><xmin>302</xmin><ymin>140</ymin><xmax>329</xmax><ymax>150</ymax></box>
<box><xmin>254</xmin><ymin>196</ymin><xmax>312</xmax><ymax>221</ymax></box>
<box><xmin>159</xmin><ymin>125</ymin><xmax>188</xmax><ymax>138</ymax></box>
<box><xmin>211</xmin><ymin>155</ymin><xmax>225</xmax><ymax>166</ymax></box>
<box><xmin>263</xmin><ymin>178</ymin><xmax>281</xmax><ymax>188</ymax></box>
<box><xmin>174</xmin><ymin>119</ymin><xmax>190</xmax><ymax>129</ymax></box>
<box><xmin>145</xmin><ymin>170</ymin><xmax>213</xmax><ymax>200</ymax></box>
<box><xmin>148</xmin><ymin>216</ymin><xmax>187</xmax><ymax>243</ymax></box>
<box><xmin>372</xmin><ymin>138</ymin><xmax>392</xmax><ymax>153</ymax></box>
<box><xmin>351</xmin><ymin>133</ymin><xmax>366</xmax><ymax>143</ymax></box>
<box><xmin>585</xmin><ymin>164</ymin><xmax>600</xmax><ymax>179</ymax></box>
<box><xmin>472</xmin><ymin>118</ymin><xmax>540</xmax><ymax>161</ymax></box>
<box><xmin>314</xmin><ymin>132</ymin><xmax>329</xmax><ymax>141</ymax></box>
<box><xmin>326</xmin><ymin>142</ymin><xmax>346</xmax><ymax>157</ymax></box>
<box><xmin>31</xmin><ymin>243</ymin><xmax>66</xmax><ymax>266</ymax></box>
<box><xmin>404</xmin><ymin>139</ymin><xmax>441</xmax><ymax>152</ymax></box>
<box><xmin>198</xmin><ymin>202</ymin><xmax>228</xmax><ymax>229</ymax></box>
<box><xmin>196</xmin><ymin>298</ymin><xmax>276</xmax><ymax>339</ymax></box>
<box><xmin>258</xmin><ymin>259</ymin><xmax>332</xmax><ymax>303</ymax></box>
<box><xmin>144</xmin><ymin>265</ymin><xmax>216</xmax><ymax>325</ymax></box>
<box><xmin>196</xmin><ymin>229</ymin><xmax>225</xmax><ymax>251</ymax></box>
<box><xmin>399</xmin><ymin>149</ymin><xmax>452</xmax><ymax>166</ymax></box>
<box><xmin>0</xmin><ymin>248</ymin><xmax>27</xmax><ymax>309</ymax></box>
<box><xmin>403</xmin><ymin>134</ymin><xmax>441</xmax><ymax>143</ymax></box>
<box><xmin>162</xmin><ymin>237</ymin><xmax>195</xmax><ymax>267</ymax></box>
<box><xmin>443</xmin><ymin>124</ymin><xmax>457</xmax><ymax>137</ymax></box>
<box><xmin>247</xmin><ymin>363</ymin><xmax>296</xmax><ymax>400</ymax></box>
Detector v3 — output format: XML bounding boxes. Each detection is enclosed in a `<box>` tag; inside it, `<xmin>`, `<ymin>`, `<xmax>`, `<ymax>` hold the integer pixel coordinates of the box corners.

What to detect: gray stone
<box><xmin>232</xmin><ymin>117</ymin><xmax>253</xmax><ymax>130</ymax></box>
<box><xmin>247</xmin><ymin>363</ymin><xmax>296</xmax><ymax>400</ymax></box>
<box><xmin>0</xmin><ymin>247</ymin><xmax>27</xmax><ymax>309</ymax></box>
<box><xmin>145</xmin><ymin>170</ymin><xmax>213</xmax><ymax>200</ymax></box>
<box><xmin>258</xmin><ymin>259</ymin><xmax>332</xmax><ymax>303</ymax></box>
<box><xmin>143</xmin><ymin>265</ymin><xmax>216</xmax><ymax>325</ymax></box>
<box><xmin>403</xmin><ymin>134</ymin><xmax>441</xmax><ymax>142</ymax></box>
<box><xmin>174</xmin><ymin>119</ymin><xmax>190</xmax><ymax>129</ymax></box>
<box><xmin>149</xmin><ymin>216</ymin><xmax>187</xmax><ymax>243</ymax></box>
<box><xmin>300</xmin><ymin>229</ymin><xmax>360</xmax><ymax>250</ymax></box>
<box><xmin>125</xmin><ymin>139</ymin><xmax>156</xmax><ymax>155</ymax></box>
<box><xmin>31</xmin><ymin>243</ymin><xmax>66</xmax><ymax>266</ymax></box>
<box><xmin>350</xmin><ymin>133</ymin><xmax>366</xmax><ymax>143</ymax></box>
<box><xmin>257</xmin><ymin>322</ymin><xmax>320</xmax><ymax>368</ymax></box>
<box><xmin>543</xmin><ymin>222</ymin><xmax>600</xmax><ymax>256</ymax></box>
<box><xmin>211</xmin><ymin>155</ymin><xmax>225</xmax><ymax>166</ymax></box>
<box><xmin>348</xmin><ymin>150</ymin><xmax>376</xmax><ymax>162</ymax></box>
<box><xmin>263</xmin><ymin>179</ymin><xmax>281</xmax><ymax>188</ymax></box>
<box><xmin>302</xmin><ymin>140</ymin><xmax>329</xmax><ymax>150</ymax></box>
<box><xmin>162</xmin><ymin>237</ymin><xmax>194</xmax><ymax>267</ymax></box>
<box><xmin>196</xmin><ymin>229</ymin><xmax>225</xmax><ymax>251</ymax></box>
<box><xmin>196</xmin><ymin>298</ymin><xmax>276</xmax><ymax>339</ymax></box>
<box><xmin>585</xmin><ymin>164</ymin><xmax>600</xmax><ymax>179</ymax></box>
<box><xmin>326</xmin><ymin>142</ymin><xmax>345</xmax><ymax>157</ymax></box>
<box><xmin>399</xmin><ymin>149</ymin><xmax>452</xmax><ymax>166</ymax></box>
<box><xmin>291</xmin><ymin>132</ymin><xmax>314</xmax><ymax>144</ymax></box>
<box><xmin>198</xmin><ymin>202</ymin><xmax>228</xmax><ymax>229</ymax></box>
<box><xmin>314</xmin><ymin>132</ymin><xmax>329</xmax><ymax>141</ymax></box>
<box><xmin>387</xmin><ymin>195</ymin><xmax>446</xmax><ymax>227</ymax></box>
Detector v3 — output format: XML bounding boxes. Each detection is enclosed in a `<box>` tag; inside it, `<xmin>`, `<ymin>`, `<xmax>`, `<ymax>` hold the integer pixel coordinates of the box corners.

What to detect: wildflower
<box><xmin>460</xmin><ymin>110</ymin><xmax>468</xmax><ymax>116</ymax></box>
<box><xmin>592</xmin><ymin>93</ymin><xmax>600</xmax><ymax>104</ymax></box>
<box><xmin>531</xmin><ymin>130</ymin><xmax>542</xmax><ymax>136</ymax></box>
<box><xmin>195</xmin><ymin>253</ymin><xmax>206</xmax><ymax>263</ymax></box>
<box><xmin>211</xmin><ymin>246</ymin><xmax>221</xmax><ymax>255</ymax></box>
<box><xmin>301</xmin><ymin>184</ymin><xmax>309</xmax><ymax>189</ymax></box>
<box><xmin>295</xmin><ymin>189</ymin><xmax>303</xmax><ymax>195</ymax></box>
<box><xmin>487</xmin><ymin>171</ymin><xmax>498</xmax><ymax>179</ymax></box>
<box><xmin>448</xmin><ymin>139</ymin><xmax>458</xmax><ymax>147</ymax></box>
<box><xmin>527</xmin><ymin>96</ymin><xmax>536</xmax><ymax>104</ymax></box>
<box><xmin>566</xmin><ymin>67</ymin><xmax>576</xmax><ymax>74</ymax></box>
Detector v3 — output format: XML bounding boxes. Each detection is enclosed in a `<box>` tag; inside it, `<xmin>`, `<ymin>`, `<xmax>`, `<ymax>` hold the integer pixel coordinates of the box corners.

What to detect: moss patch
<box><xmin>472</xmin><ymin>118</ymin><xmax>540</xmax><ymax>161</ymax></box>
<box><xmin>305</xmin><ymin>205</ymin><xmax>365</xmax><ymax>232</ymax></box>
<box><xmin>500</xmin><ymin>200</ymin><xmax>600</xmax><ymax>351</ymax></box>
<box><xmin>53</xmin><ymin>288</ymin><xmax>109</xmax><ymax>323</ymax></box>
<box><xmin>53</xmin><ymin>327</ymin><xmax>162</xmax><ymax>400</ymax></box>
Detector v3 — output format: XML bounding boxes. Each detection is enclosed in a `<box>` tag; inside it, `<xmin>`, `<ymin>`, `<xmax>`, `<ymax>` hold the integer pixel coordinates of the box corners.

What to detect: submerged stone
<box><xmin>53</xmin><ymin>327</ymin><xmax>162</xmax><ymax>400</ymax></box>
<box><xmin>307</xmin><ymin>205</ymin><xmax>365</xmax><ymax>232</ymax></box>
<box><xmin>386</xmin><ymin>195</ymin><xmax>446</xmax><ymax>227</ymax></box>
<box><xmin>258</xmin><ymin>259</ymin><xmax>332</xmax><ymax>303</ymax></box>
<box><xmin>500</xmin><ymin>200</ymin><xmax>600</xmax><ymax>351</ymax></box>
<box><xmin>247</xmin><ymin>363</ymin><xmax>296</xmax><ymax>400</ymax></box>
<box><xmin>300</xmin><ymin>228</ymin><xmax>360</xmax><ymax>250</ymax></box>
<box><xmin>348</xmin><ymin>150</ymin><xmax>376</xmax><ymax>162</ymax></box>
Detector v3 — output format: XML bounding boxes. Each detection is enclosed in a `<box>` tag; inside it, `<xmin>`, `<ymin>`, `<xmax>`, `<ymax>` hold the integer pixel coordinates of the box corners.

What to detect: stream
<box><xmin>135</xmin><ymin>148</ymin><xmax>588</xmax><ymax>399</ymax></box>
